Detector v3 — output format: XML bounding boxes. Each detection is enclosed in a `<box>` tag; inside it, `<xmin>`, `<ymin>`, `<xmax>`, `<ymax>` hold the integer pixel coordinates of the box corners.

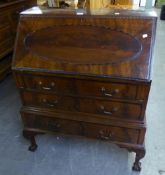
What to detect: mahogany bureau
<box><xmin>12</xmin><ymin>7</ymin><xmax>157</xmax><ymax>171</ymax></box>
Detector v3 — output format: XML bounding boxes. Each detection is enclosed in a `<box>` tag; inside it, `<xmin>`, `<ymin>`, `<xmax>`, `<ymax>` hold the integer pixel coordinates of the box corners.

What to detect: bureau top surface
<box><xmin>12</xmin><ymin>6</ymin><xmax>157</xmax><ymax>81</ymax></box>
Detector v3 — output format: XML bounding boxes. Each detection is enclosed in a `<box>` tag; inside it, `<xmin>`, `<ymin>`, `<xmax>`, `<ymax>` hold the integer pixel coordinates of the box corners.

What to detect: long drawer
<box><xmin>21</xmin><ymin>91</ymin><xmax>142</xmax><ymax>120</ymax></box>
<box><xmin>22</xmin><ymin>113</ymin><xmax>140</xmax><ymax>144</ymax></box>
<box><xmin>17</xmin><ymin>74</ymin><xmax>138</xmax><ymax>100</ymax></box>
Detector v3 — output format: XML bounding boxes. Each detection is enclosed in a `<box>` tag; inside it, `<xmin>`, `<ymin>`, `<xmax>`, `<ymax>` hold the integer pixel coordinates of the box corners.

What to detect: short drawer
<box><xmin>83</xmin><ymin>122</ymin><xmax>139</xmax><ymax>144</ymax></box>
<box><xmin>22</xmin><ymin>114</ymin><xmax>82</xmax><ymax>135</ymax></box>
<box><xmin>0</xmin><ymin>26</ymin><xmax>12</xmax><ymax>43</ymax></box>
<box><xmin>76</xmin><ymin>80</ymin><xmax>137</xmax><ymax>100</ymax></box>
<box><xmin>20</xmin><ymin>75</ymin><xmax>75</xmax><ymax>95</ymax></box>
<box><xmin>79</xmin><ymin>98</ymin><xmax>142</xmax><ymax>120</ymax></box>
<box><xmin>21</xmin><ymin>91</ymin><xmax>77</xmax><ymax>112</ymax></box>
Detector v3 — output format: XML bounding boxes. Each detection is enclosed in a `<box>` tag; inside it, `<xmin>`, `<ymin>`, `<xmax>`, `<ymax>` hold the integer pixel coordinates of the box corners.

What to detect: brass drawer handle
<box><xmin>38</xmin><ymin>81</ymin><xmax>55</xmax><ymax>91</ymax></box>
<box><xmin>42</xmin><ymin>87</ymin><xmax>52</xmax><ymax>90</ymax></box>
<box><xmin>42</xmin><ymin>99</ymin><xmax>58</xmax><ymax>107</ymax></box>
<box><xmin>101</xmin><ymin>87</ymin><xmax>119</xmax><ymax>97</ymax></box>
<box><xmin>100</xmin><ymin>105</ymin><xmax>118</xmax><ymax>115</ymax></box>
<box><xmin>99</xmin><ymin>130</ymin><xmax>112</xmax><ymax>140</ymax></box>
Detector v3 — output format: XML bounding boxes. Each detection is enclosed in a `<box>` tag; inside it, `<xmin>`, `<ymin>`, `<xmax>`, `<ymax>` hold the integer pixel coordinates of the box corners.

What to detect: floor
<box><xmin>0</xmin><ymin>9</ymin><xmax>165</xmax><ymax>175</ymax></box>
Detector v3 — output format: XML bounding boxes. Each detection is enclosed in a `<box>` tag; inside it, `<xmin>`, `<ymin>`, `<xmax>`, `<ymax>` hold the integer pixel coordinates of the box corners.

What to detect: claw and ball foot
<box><xmin>132</xmin><ymin>149</ymin><xmax>146</xmax><ymax>171</ymax></box>
<box><xmin>23</xmin><ymin>130</ymin><xmax>38</xmax><ymax>152</ymax></box>
<box><xmin>29</xmin><ymin>144</ymin><xmax>38</xmax><ymax>152</ymax></box>
<box><xmin>22</xmin><ymin>129</ymin><xmax>145</xmax><ymax>171</ymax></box>
<box><xmin>133</xmin><ymin>161</ymin><xmax>142</xmax><ymax>171</ymax></box>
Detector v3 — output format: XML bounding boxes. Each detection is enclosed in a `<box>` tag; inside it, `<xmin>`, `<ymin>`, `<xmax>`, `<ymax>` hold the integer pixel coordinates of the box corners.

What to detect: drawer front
<box><xmin>83</xmin><ymin>122</ymin><xmax>139</xmax><ymax>144</ymax></box>
<box><xmin>22</xmin><ymin>113</ymin><xmax>139</xmax><ymax>144</ymax></box>
<box><xmin>76</xmin><ymin>80</ymin><xmax>137</xmax><ymax>100</ymax></box>
<box><xmin>21</xmin><ymin>75</ymin><xmax>75</xmax><ymax>95</ymax></box>
<box><xmin>79</xmin><ymin>99</ymin><xmax>141</xmax><ymax>120</ymax></box>
<box><xmin>21</xmin><ymin>91</ymin><xmax>77</xmax><ymax>112</ymax></box>
<box><xmin>21</xmin><ymin>91</ymin><xmax>141</xmax><ymax>120</ymax></box>
<box><xmin>0</xmin><ymin>26</ymin><xmax>12</xmax><ymax>43</ymax></box>
<box><xmin>17</xmin><ymin>74</ymin><xmax>137</xmax><ymax>100</ymax></box>
<box><xmin>22</xmin><ymin>114</ymin><xmax>82</xmax><ymax>135</ymax></box>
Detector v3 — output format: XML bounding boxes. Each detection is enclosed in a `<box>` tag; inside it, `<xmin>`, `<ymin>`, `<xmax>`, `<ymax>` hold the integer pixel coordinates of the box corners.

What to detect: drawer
<box><xmin>17</xmin><ymin>74</ymin><xmax>137</xmax><ymax>100</ymax></box>
<box><xmin>21</xmin><ymin>91</ymin><xmax>141</xmax><ymax>120</ymax></box>
<box><xmin>0</xmin><ymin>26</ymin><xmax>12</xmax><ymax>43</ymax></box>
<box><xmin>22</xmin><ymin>114</ymin><xmax>82</xmax><ymax>135</ymax></box>
<box><xmin>83</xmin><ymin>122</ymin><xmax>139</xmax><ymax>144</ymax></box>
<box><xmin>20</xmin><ymin>75</ymin><xmax>75</xmax><ymax>95</ymax></box>
<box><xmin>76</xmin><ymin>80</ymin><xmax>137</xmax><ymax>100</ymax></box>
<box><xmin>79</xmin><ymin>98</ymin><xmax>141</xmax><ymax>120</ymax></box>
<box><xmin>21</xmin><ymin>91</ymin><xmax>77</xmax><ymax>112</ymax></box>
<box><xmin>22</xmin><ymin>113</ymin><xmax>139</xmax><ymax>144</ymax></box>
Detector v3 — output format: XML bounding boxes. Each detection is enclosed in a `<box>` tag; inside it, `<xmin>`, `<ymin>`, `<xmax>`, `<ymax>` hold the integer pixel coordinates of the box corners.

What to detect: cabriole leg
<box><xmin>23</xmin><ymin>130</ymin><xmax>38</xmax><ymax>152</ymax></box>
<box><xmin>132</xmin><ymin>148</ymin><xmax>146</xmax><ymax>171</ymax></box>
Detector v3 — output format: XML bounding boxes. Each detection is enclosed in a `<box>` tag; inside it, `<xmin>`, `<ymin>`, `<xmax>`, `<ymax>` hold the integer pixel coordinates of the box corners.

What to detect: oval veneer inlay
<box><xmin>25</xmin><ymin>25</ymin><xmax>142</xmax><ymax>65</ymax></box>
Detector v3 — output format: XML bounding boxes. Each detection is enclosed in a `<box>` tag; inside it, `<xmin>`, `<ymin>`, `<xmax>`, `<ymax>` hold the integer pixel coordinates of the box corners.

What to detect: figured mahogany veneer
<box><xmin>22</xmin><ymin>113</ymin><xmax>140</xmax><ymax>144</ymax></box>
<box><xmin>21</xmin><ymin>91</ymin><xmax>142</xmax><ymax>120</ymax></box>
<box><xmin>12</xmin><ymin>7</ymin><xmax>157</xmax><ymax>171</ymax></box>
<box><xmin>25</xmin><ymin>25</ymin><xmax>142</xmax><ymax>64</ymax></box>
<box><xmin>18</xmin><ymin>74</ymin><xmax>138</xmax><ymax>99</ymax></box>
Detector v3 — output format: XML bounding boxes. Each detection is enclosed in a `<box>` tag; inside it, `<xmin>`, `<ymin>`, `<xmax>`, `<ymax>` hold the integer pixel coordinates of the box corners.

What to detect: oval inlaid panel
<box><xmin>25</xmin><ymin>25</ymin><xmax>142</xmax><ymax>65</ymax></box>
